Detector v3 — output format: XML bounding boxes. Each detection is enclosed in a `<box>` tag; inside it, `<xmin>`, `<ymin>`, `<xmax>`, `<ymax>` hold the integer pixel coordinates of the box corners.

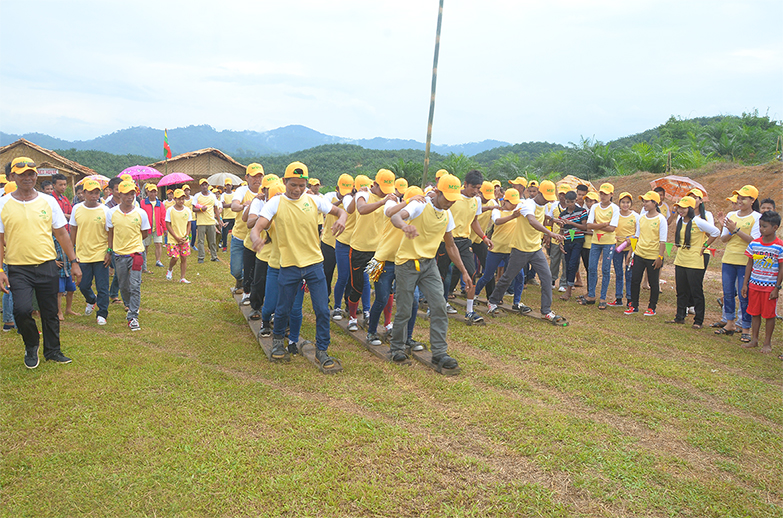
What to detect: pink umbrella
<box><xmin>157</xmin><ymin>172</ymin><xmax>194</xmax><ymax>187</ymax></box>
<box><xmin>121</xmin><ymin>165</ymin><xmax>163</xmax><ymax>182</ymax></box>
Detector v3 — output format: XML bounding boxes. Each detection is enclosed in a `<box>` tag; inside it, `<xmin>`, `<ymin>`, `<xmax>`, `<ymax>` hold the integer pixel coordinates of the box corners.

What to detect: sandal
<box><xmin>710</xmin><ymin>321</ymin><xmax>727</xmax><ymax>328</ymax></box>
<box><xmin>740</xmin><ymin>333</ymin><xmax>752</xmax><ymax>343</ymax></box>
<box><xmin>598</xmin><ymin>301</ymin><xmax>607</xmax><ymax>310</ymax></box>
<box><xmin>543</xmin><ymin>313</ymin><xmax>567</xmax><ymax>325</ymax></box>
<box><xmin>578</xmin><ymin>297</ymin><xmax>596</xmax><ymax>306</ymax></box>
<box><xmin>665</xmin><ymin>319</ymin><xmax>685</xmax><ymax>324</ymax></box>
<box><xmin>714</xmin><ymin>328</ymin><xmax>735</xmax><ymax>336</ymax></box>
<box><xmin>315</xmin><ymin>349</ymin><xmax>340</xmax><ymax>369</ymax></box>
<box><xmin>692</xmin><ymin>324</ymin><xmax>702</xmax><ymax>329</ymax></box>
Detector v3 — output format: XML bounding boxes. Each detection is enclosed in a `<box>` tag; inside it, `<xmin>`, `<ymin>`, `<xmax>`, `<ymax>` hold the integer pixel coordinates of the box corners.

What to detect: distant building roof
<box><xmin>148</xmin><ymin>148</ymin><xmax>246</xmax><ymax>178</ymax></box>
<box><xmin>0</xmin><ymin>138</ymin><xmax>97</xmax><ymax>177</ymax></box>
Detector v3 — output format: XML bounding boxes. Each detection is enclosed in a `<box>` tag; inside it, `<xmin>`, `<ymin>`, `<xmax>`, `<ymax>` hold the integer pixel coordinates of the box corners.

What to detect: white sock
<box><xmin>466</xmin><ymin>299</ymin><xmax>474</xmax><ymax>313</ymax></box>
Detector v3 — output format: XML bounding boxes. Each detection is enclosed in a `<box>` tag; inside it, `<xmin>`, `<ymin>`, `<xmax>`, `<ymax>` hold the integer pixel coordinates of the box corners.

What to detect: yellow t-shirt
<box><xmin>230</xmin><ymin>187</ymin><xmax>259</xmax><ymax>242</ymax></box>
<box><xmin>722</xmin><ymin>211</ymin><xmax>761</xmax><ymax>266</ymax></box>
<box><xmin>109</xmin><ymin>206</ymin><xmax>150</xmax><ymax>255</ymax></box>
<box><xmin>335</xmin><ymin>194</ymin><xmax>357</xmax><ymax>246</ymax></box>
<box><xmin>472</xmin><ymin>200</ymin><xmax>497</xmax><ymax>243</ymax></box>
<box><xmin>321</xmin><ymin>193</ymin><xmax>340</xmax><ymax>248</ymax></box>
<box><xmin>673</xmin><ymin>220</ymin><xmax>709</xmax><ymax>270</ymax></box>
<box><xmin>450</xmin><ymin>194</ymin><xmax>480</xmax><ymax>240</ymax></box>
<box><xmin>635</xmin><ymin>213</ymin><xmax>666</xmax><ymax>261</ymax></box>
<box><xmin>193</xmin><ymin>192</ymin><xmax>217</xmax><ymax>226</ymax></box>
<box><xmin>512</xmin><ymin>199</ymin><xmax>546</xmax><ymax>253</ymax></box>
<box><xmin>490</xmin><ymin>209</ymin><xmax>517</xmax><ymax>255</ymax></box>
<box><xmin>71</xmin><ymin>204</ymin><xmax>111</xmax><ymax>263</ymax></box>
<box><xmin>221</xmin><ymin>192</ymin><xmax>236</xmax><ymax>220</ymax></box>
<box><xmin>395</xmin><ymin>200</ymin><xmax>455</xmax><ymax>265</ymax></box>
<box><xmin>615</xmin><ymin>212</ymin><xmax>638</xmax><ymax>243</ymax></box>
<box><xmin>0</xmin><ymin>194</ymin><xmax>65</xmax><ymax>265</ymax></box>
<box><xmin>163</xmin><ymin>199</ymin><xmax>176</xmax><ymax>211</ymax></box>
<box><xmin>374</xmin><ymin>200</ymin><xmax>405</xmax><ymax>263</ymax></box>
<box><xmin>590</xmin><ymin>203</ymin><xmax>619</xmax><ymax>245</ymax></box>
<box><xmin>165</xmin><ymin>206</ymin><xmax>193</xmax><ymax>242</ymax></box>
<box><xmin>256</xmin><ymin>221</ymin><xmax>275</xmax><ymax>265</ymax></box>
<box><xmin>263</xmin><ymin>193</ymin><xmax>326</xmax><ymax>268</ymax></box>
<box><xmin>350</xmin><ymin>191</ymin><xmax>387</xmax><ymax>252</ymax></box>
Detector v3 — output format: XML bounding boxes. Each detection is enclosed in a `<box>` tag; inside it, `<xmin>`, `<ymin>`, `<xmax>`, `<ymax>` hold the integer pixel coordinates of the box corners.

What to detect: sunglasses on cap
<box><xmin>12</xmin><ymin>161</ymin><xmax>37</xmax><ymax>170</ymax></box>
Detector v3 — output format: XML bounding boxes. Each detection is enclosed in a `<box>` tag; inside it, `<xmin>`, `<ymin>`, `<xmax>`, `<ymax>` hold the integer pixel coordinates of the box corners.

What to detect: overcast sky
<box><xmin>1</xmin><ymin>0</ymin><xmax>781</xmax><ymax>146</ymax></box>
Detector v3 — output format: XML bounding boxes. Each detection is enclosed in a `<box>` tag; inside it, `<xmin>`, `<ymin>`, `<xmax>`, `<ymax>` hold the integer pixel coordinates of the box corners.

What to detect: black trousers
<box><xmin>250</xmin><ymin>258</ymin><xmax>268</xmax><ymax>311</ymax></box>
<box><xmin>472</xmin><ymin>239</ymin><xmax>494</xmax><ymax>298</ymax></box>
<box><xmin>321</xmin><ymin>242</ymin><xmax>336</xmax><ymax>300</ymax></box>
<box><xmin>348</xmin><ymin>248</ymin><xmax>374</xmax><ymax>305</ymax></box>
<box><xmin>630</xmin><ymin>256</ymin><xmax>661</xmax><ymax>311</ymax></box>
<box><xmin>686</xmin><ymin>253</ymin><xmax>710</xmax><ymax>307</ymax></box>
<box><xmin>242</xmin><ymin>245</ymin><xmax>256</xmax><ymax>293</ymax></box>
<box><xmin>436</xmin><ymin>238</ymin><xmax>476</xmax><ymax>298</ymax></box>
<box><xmin>220</xmin><ymin>219</ymin><xmax>235</xmax><ymax>249</ymax></box>
<box><xmin>8</xmin><ymin>261</ymin><xmax>63</xmax><ymax>358</ymax></box>
<box><xmin>675</xmin><ymin>265</ymin><xmax>706</xmax><ymax>325</ymax></box>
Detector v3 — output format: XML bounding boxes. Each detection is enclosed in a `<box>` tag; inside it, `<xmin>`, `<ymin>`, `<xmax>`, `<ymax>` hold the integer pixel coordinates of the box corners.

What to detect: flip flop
<box><xmin>740</xmin><ymin>333</ymin><xmax>752</xmax><ymax>343</ymax></box>
<box><xmin>598</xmin><ymin>301</ymin><xmax>607</xmax><ymax>310</ymax></box>
<box><xmin>692</xmin><ymin>324</ymin><xmax>702</xmax><ymax>329</ymax></box>
<box><xmin>714</xmin><ymin>328</ymin><xmax>735</xmax><ymax>336</ymax></box>
<box><xmin>710</xmin><ymin>321</ymin><xmax>727</xmax><ymax>328</ymax></box>
<box><xmin>578</xmin><ymin>297</ymin><xmax>595</xmax><ymax>306</ymax></box>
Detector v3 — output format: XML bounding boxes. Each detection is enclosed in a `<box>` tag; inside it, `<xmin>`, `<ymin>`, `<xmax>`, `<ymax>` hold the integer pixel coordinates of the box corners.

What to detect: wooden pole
<box><xmin>422</xmin><ymin>0</ymin><xmax>444</xmax><ymax>187</ymax></box>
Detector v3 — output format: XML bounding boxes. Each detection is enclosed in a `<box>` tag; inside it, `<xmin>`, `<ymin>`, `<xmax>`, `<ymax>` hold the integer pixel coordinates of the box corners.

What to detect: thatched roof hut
<box><xmin>0</xmin><ymin>138</ymin><xmax>96</xmax><ymax>191</ymax></box>
<box><xmin>148</xmin><ymin>148</ymin><xmax>246</xmax><ymax>181</ymax></box>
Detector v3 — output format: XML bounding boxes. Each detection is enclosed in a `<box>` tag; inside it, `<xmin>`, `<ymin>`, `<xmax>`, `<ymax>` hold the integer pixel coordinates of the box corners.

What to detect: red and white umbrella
<box><xmin>650</xmin><ymin>175</ymin><xmax>709</xmax><ymax>201</ymax></box>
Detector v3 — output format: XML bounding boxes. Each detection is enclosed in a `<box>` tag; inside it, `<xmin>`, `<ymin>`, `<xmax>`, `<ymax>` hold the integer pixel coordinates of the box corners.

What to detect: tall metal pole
<box><xmin>422</xmin><ymin>0</ymin><xmax>444</xmax><ymax>187</ymax></box>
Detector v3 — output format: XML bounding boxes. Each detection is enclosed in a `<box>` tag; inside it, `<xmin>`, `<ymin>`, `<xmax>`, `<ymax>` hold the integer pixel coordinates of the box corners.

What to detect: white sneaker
<box><xmin>348</xmin><ymin>318</ymin><xmax>359</xmax><ymax>332</ymax></box>
<box><xmin>166</xmin><ymin>270</ymin><xmax>173</xmax><ymax>281</ymax></box>
<box><xmin>128</xmin><ymin>318</ymin><xmax>141</xmax><ymax>331</ymax></box>
<box><xmin>331</xmin><ymin>308</ymin><xmax>343</xmax><ymax>321</ymax></box>
<box><xmin>687</xmin><ymin>306</ymin><xmax>696</xmax><ymax>315</ymax></box>
<box><xmin>180</xmin><ymin>278</ymin><xmax>191</xmax><ymax>284</ymax></box>
<box><xmin>241</xmin><ymin>293</ymin><xmax>250</xmax><ymax>305</ymax></box>
<box><xmin>97</xmin><ymin>316</ymin><xmax>107</xmax><ymax>326</ymax></box>
<box><xmin>84</xmin><ymin>303</ymin><xmax>95</xmax><ymax>316</ymax></box>
<box><xmin>558</xmin><ymin>286</ymin><xmax>566</xmax><ymax>292</ymax></box>
<box><xmin>445</xmin><ymin>303</ymin><xmax>458</xmax><ymax>314</ymax></box>
<box><xmin>385</xmin><ymin>323</ymin><xmax>394</xmax><ymax>332</ymax></box>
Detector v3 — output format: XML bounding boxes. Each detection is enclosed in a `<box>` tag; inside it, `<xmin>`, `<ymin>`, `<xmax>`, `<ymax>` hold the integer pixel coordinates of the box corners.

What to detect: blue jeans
<box><xmin>79</xmin><ymin>261</ymin><xmax>110</xmax><ymax>319</ymax></box>
<box><xmin>2</xmin><ymin>263</ymin><xmax>13</xmax><ymax>325</ymax></box>
<box><xmin>230</xmin><ymin>236</ymin><xmax>244</xmax><ymax>281</ymax></box>
<box><xmin>109</xmin><ymin>254</ymin><xmax>120</xmax><ymax>299</ymax></box>
<box><xmin>190</xmin><ymin>220</ymin><xmax>197</xmax><ymax>246</ymax></box>
<box><xmin>722</xmin><ymin>263</ymin><xmax>751</xmax><ymax>329</ymax></box>
<box><xmin>274</xmin><ymin>263</ymin><xmax>331</xmax><ymax>351</ymax></box>
<box><xmin>588</xmin><ymin>243</ymin><xmax>613</xmax><ymax>300</ymax></box>
<box><xmin>475</xmin><ymin>251</ymin><xmax>524</xmax><ymax>304</ymax></box>
<box><xmin>262</xmin><ymin>267</ymin><xmax>304</xmax><ymax>344</ymax></box>
<box><xmin>367</xmin><ymin>263</ymin><xmax>418</xmax><ymax>339</ymax></box>
<box><xmin>334</xmin><ymin>241</ymin><xmax>370</xmax><ymax>312</ymax></box>
<box><xmin>612</xmin><ymin>247</ymin><xmax>632</xmax><ymax>301</ymax></box>
<box><xmin>563</xmin><ymin>239</ymin><xmax>584</xmax><ymax>287</ymax></box>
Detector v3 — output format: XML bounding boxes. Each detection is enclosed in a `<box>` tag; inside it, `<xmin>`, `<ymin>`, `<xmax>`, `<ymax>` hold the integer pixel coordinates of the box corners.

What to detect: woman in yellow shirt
<box><xmin>609</xmin><ymin>192</ymin><xmax>638</xmax><ymax>307</ymax></box>
<box><xmin>624</xmin><ymin>192</ymin><xmax>667</xmax><ymax>316</ymax></box>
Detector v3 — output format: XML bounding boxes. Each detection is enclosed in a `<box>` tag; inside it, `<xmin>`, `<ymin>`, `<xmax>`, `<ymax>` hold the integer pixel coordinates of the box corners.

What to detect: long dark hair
<box><xmin>675</xmin><ymin>207</ymin><xmax>695</xmax><ymax>248</ymax></box>
<box><xmin>695</xmin><ymin>200</ymin><xmax>706</xmax><ymax>220</ymax></box>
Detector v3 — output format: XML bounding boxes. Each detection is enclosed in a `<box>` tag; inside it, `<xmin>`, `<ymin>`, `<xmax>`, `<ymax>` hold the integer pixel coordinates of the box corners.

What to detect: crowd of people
<box><xmin>1</xmin><ymin>157</ymin><xmax>781</xmax><ymax>372</ymax></box>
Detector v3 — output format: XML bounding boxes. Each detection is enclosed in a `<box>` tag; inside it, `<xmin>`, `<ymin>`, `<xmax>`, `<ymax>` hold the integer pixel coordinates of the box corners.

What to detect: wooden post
<box><xmin>422</xmin><ymin>0</ymin><xmax>444</xmax><ymax>187</ymax></box>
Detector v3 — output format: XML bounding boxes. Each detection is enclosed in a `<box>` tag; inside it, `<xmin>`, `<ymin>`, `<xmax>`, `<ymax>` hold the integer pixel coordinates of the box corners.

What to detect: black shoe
<box><xmin>46</xmin><ymin>352</ymin><xmax>72</xmax><ymax>364</ymax></box>
<box><xmin>259</xmin><ymin>324</ymin><xmax>272</xmax><ymax>338</ymax></box>
<box><xmin>432</xmin><ymin>354</ymin><xmax>458</xmax><ymax>370</ymax></box>
<box><xmin>287</xmin><ymin>342</ymin><xmax>299</xmax><ymax>355</ymax></box>
<box><xmin>391</xmin><ymin>351</ymin><xmax>409</xmax><ymax>363</ymax></box>
<box><xmin>211</xmin><ymin>257</ymin><xmax>219</xmax><ymax>262</ymax></box>
<box><xmin>198</xmin><ymin>259</ymin><xmax>204</xmax><ymax>264</ymax></box>
<box><xmin>24</xmin><ymin>347</ymin><xmax>39</xmax><ymax>369</ymax></box>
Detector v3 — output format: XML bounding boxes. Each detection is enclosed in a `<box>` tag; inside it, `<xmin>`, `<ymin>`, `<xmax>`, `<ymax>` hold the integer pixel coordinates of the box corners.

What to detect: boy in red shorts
<box><xmin>164</xmin><ymin>189</ymin><xmax>194</xmax><ymax>284</ymax></box>
<box><xmin>741</xmin><ymin>210</ymin><xmax>782</xmax><ymax>354</ymax></box>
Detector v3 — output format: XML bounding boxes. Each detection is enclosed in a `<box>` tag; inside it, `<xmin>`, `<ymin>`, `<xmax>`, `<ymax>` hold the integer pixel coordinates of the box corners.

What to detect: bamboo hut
<box><xmin>0</xmin><ymin>138</ymin><xmax>96</xmax><ymax>192</ymax></box>
<box><xmin>147</xmin><ymin>148</ymin><xmax>246</xmax><ymax>182</ymax></box>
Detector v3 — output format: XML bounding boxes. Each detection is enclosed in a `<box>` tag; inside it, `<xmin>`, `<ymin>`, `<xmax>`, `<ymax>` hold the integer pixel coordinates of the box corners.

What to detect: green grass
<box><xmin>1</xmin><ymin>255</ymin><xmax>781</xmax><ymax>517</ymax></box>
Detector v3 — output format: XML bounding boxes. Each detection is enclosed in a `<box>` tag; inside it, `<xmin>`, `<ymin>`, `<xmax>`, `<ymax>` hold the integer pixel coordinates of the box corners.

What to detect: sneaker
<box><xmin>84</xmin><ymin>303</ymin><xmax>95</xmax><ymax>316</ymax></box>
<box><xmin>687</xmin><ymin>306</ymin><xmax>696</xmax><ymax>315</ymax></box>
<box><xmin>180</xmin><ymin>278</ymin><xmax>191</xmax><ymax>284</ymax></box>
<box><xmin>97</xmin><ymin>316</ymin><xmax>107</xmax><ymax>326</ymax></box>
<box><xmin>46</xmin><ymin>352</ymin><xmax>72</xmax><ymax>364</ymax></box>
<box><xmin>558</xmin><ymin>286</ymin><xmax>567</xmax><ymax>292</ymax></box>
<box><xmin>3</xmin><ymin>322</ymin><xmax>16</xmax><ymax>332</ymax></box>
<box><xmin>222</xmin><ymin>247</ymin><xmax>227</xmax><ymax>252</ymax></box>
<box><xmin>511</xmin><ymin>303</ymin><xmax>532</xmax><ymax>314</ymax></box>
<box><xmin>348</xmin><ymin>318</ymin><xmax>359</xmax><ymax>332</ymax></box>
<box><xmin>392</xmin><ymin>351</ymin><xmax>409</xmax><ymax>363</ymax></box>
<box><xmin>406</xmin><ymin>339</ymin><xmax>425</xmax><ymax>352</ymax></box>
<box><xmin>259</xmin><ymin>325</ymin><xmax>272</xmax><ymax>338</ymax></box>
<box><xmin>331</xmin><ymin>308</ymin><xmax>343</xmax><ymax>321</ymax></box>
<box><xmin>644</xmin><ymin>308</ymin><xmax>656</xmax><ymax>316</ymax></box>
<box><xmin>445</xmin><ymin>303</ymin><xmax>458</xmax><ymax>314</ymax></box>
<box><xmin>315</xmin><ymin>349</ymin><xmax>337</xmax><ymax>369</ymax></box>
<box><xmin>363</xmin><ymin>310</ymin><xmax>370</xmax><ymax>322</ymax></box>
<box><xmin>128</xmin><ymin>318</ymin><xmax>141</xmax><ymax>331</ymax></box>
<box><xmin>271</xmin><ymin>338</ymin><xmax>290</xmax><ymax>362</ymax></box>
<box><xmin>465</xmin><ymin>311</ymin><xmax>484</xmax><ymax>325</ymax></box>
<box><xmin>197</xmin><ymin>259</ymin><xmax>204</xmax><ymax>264</ymax></box>
<box><xmin>486</xmin><ymin>302</ymin><xmax>499</xmax><ymax>315</ymax></box>
<box><xmin>155</xmin><ymin>261</ymin><xmax>165</xmax><ymax>267</ymax></box>
<box><xmin>241</xmin><ymin>294</ymin><xmax>251</xmax><ymax>306</ymax></box>
<box><xmin>623</xmin><ymin>306</ymin><xmax>638</xmax><ymax>315</ymax></box>
<box><xmin>166</xmin><ymin>270</ymin><xmax>173</xmax><ymax>281</ymax></box>
<box><xmin>211</xmin><ymin>257</ymin><xmax>219</xmax><ymax>262</ymax></box>
<box><xmin>606</xmin><ymin>299</ymin><xmax>623</xmax><ymax>307</ymax></box>
<box><xmin>366</xmin><ymin>333</ymin><xmax>383</xmax><ymax>346</ymax></box>
<box><xmin>287</xmin><ymin>342</ymin><xmax>299</xmax><ymax>355</ymax></box>
<box><xmin>24</xmin><ymin>346</ymin><xmax>39</xmax><ymax>369</ymax></box>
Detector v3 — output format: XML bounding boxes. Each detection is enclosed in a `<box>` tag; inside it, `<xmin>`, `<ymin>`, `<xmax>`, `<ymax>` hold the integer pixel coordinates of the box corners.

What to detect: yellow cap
<box><xmin>308</xmin><ymin>178</ymin><xmax>321</xmax><ymax>186</ymax></box>
<box><xmin>246</xmin><ymin>163</ymin><xmax>264</xmax><ymax>176</ymax></box>
<box><xmin>119</xmin><ymin>174</ymin><xmax>132</xmax><ymax>182</ymax></box>
<box><xmin>585</xmin><ymin>192</ymin><xmax>600</xmax><ymax>201</ymax></box>
<box><xmin>638</xmin><ymin>191</ymin><xmax>661</xmax><ymax>204</ymax></box>
<box><xmin>504</xmin><ymin>189</ymin><xmax>520</xmax><ymax>205</ymax></box>
<box><xmin>82</xmin><ymin>178</ymin><xmax>102</xmax><ymax>192</ymax></box>
<box><xmin>173</xmin><ymin>188</ymin><xmax>186</xmax><ymax>198</ymax></box>
<box><xmin>166</xmin><ymin>189</ymin><xmax>174</xmax><ymax>194</ymax></box>
<box><xmin>599</xmin><ymin>183</ymin><xmax>614</xmax><ymax>195</ymax></box>
<box><xmin>355</xmin><ymin>175</ymin><xmax>372</xmax><ymax>190</ymax></box>
<box><xmin>403</xmin><ymin>186</ymin><xmax>424</xmax><ymax>201</ymax></box>
<box><xmin>262</xmin><ymin>174</ymin><xmax>280</xmax><ymax>189</ymax></box>
<box><xmin>224</xmin><ymin>178</ymin><xmax>233</xmax><ymax>185</ymax></box>
<box><xmin>435</xmin><ymin>169</ymin><xmax>449</xmax><ymax>179</ymax></box>
<box><xmin>284</xmin><ymin>161</ymin><xmax>308</xmax><ymax>179</ymax></box>
<box><xmin>182</xmin><ymin>184</ymin><xmax>191</xmax><ymax>190</ymax></box>
<box><xmin>674</xmin><ymin>196</ymin><xmax>696</xmax><ymax>209</ymax></box>
<box><xmin>437</xmin><ymin>174</ymin><xmax>462</xmax><ymax>202</ymax></box>
<box><xmin>686</xmin><ymin>188</ymin><xmax>704</xmax><ymax>199</ymax></box>
<box><xmin>528</xmin><ymin>180</ymin><xmax>539</xmax><ymax>188</ymax></box>
<box><xmin>0</xmin><ymin>174</ymin><xmax>6</xmax><ymax>184</ymax></box>
<box><xmin>395</xmin><ymin>178</ymin><xmax>408</xmax><ymax>192</ymax></box>
<box><xmin>557</xmin><ymin>183</ymin><xmax>572</xmax><ymax>193</ymax></box>
<box><xmin>618</xmin><ymin>191</ymin><xmax>632</xmax><ymax>201</ymax></box>
<box><xmin>337</xmin><ymin>174</ymin><xmax>354</xmax><ymax>195</ymax></box>
<box><xmin>10</xmin><ymin>157</ymin><xmax>38</xmax><ymax>175</ymax></box>
<box><xmin>375</xmin><ymin>169</ymin><xmax>396</xmax><ymax>195</ymax></box>
<box><xmin>267</xmin><ymin>181</ymin><xmax>285</xmax><ymax>199</ymax></box>
<box><xmin>726</xmin><ymin>194</ymin><xmax>738</xmax><ymax>203</ymax></box>
<box><xmin>199</xmin><ymin>178</ymin><xmax>209</xmax><ymax>185</ymax></box>
<box><xmin>732</xmin><ymin>185</ymin><xmax>758</xmax><ymax>199</ymax></box>
<box><xmin>509</xmin><ymin>176</ymin><xmax>527</xmax><ymax>187</ymax></box>
<box><xmin>145</xmin><ymin>183</ymin><xmax>158</xmax><ymax>192</ymax></box>
<box><xmin>4</xmin><ymin>181</ymin><xmax>17</xmax><ymax>194</ymax></box>
<box><xmin>491</xmin><ymin>180</ymin><xmax>501</xmax><ymax>187</ymax></box>
<box><xmin>480</xmin><ymin>181</ymin><xmax>495</xmax><ymax>200</ymax></box>
<box><xmin>118</xmin><ymin>180</ymin><xmax>137</xmax><ymax>194</ymax></box>
<box><xmin>539</xmin><ymin>180</ymin><xmax>557</xmax><ymax>202</ymax></box>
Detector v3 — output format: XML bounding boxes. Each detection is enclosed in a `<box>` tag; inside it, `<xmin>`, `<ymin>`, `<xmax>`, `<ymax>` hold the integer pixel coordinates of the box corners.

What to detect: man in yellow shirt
<box><xmin>0</xmin><ymin>157</ymin><xmax>81</xmax><ymax>367</ymax></box>
<box><xmin>193</xmin><ymin>178</ymin><xmax>222</xmax><ymax>263</ymax></box>
<box><xmin>251</xmin><ymin>161</ymin><xmax>347</xmax><ymax>368</ymax></box>
<box><xmin>219</xmin><ymin>179</ymin><xmax>235</xmax><ymax>252</ymax></box>
<box><xmin>230</xmin><ymin>163</ymin><xmax>265</xmax><ymax>301</ymax></box>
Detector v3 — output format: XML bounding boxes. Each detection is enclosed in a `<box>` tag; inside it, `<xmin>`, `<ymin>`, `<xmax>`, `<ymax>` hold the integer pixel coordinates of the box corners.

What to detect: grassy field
<box><xmin>2</xmin><ymin>252</ymin><xmax>781</xmax><ymax>517</ymax></box>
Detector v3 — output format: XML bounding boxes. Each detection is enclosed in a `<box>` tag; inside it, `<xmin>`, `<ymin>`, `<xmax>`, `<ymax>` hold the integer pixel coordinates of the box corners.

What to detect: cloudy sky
<box><xmin>1</xmin><ymin>0</ymin><xmax>780</xmax><ymax>146</ymax></box>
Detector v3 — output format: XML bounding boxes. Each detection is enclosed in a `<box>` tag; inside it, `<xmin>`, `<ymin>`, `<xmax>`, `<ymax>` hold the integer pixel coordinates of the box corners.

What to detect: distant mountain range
<box><xmin>0</xmin><ymin>125</ymin><xmax>512</xmax><ymax>158</ymax></box>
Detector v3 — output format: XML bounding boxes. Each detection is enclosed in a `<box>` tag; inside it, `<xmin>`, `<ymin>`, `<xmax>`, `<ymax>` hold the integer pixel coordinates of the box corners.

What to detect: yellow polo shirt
<box><xmin>0</xmin><ymin>193</ymin><xmax>66</xmax><ymax>265</ymax></box>
<box><xmin>193</xmin><ymin>192</ymin><xmax>217</xmax><ymax>226</ymax></box>
<box><xmin>109</xmin><ymin>205</ymin><xmax>150</xmax><ymax>255</ymax></box>
<box><xmin>70</xmin><ymin>203</ymin><xmax>111</xmax><ymax>263</ymax></box>
<box><xmin>165</xmin><ymin>206</ymin><xmax>193</xmax><ymax>242</ymax></box>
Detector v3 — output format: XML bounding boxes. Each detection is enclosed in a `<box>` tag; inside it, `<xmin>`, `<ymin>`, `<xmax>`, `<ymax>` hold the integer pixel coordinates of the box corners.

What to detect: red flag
<box><xmin>164</xmin><ymin>129</ymin><xmax>172</xmax><ymax>159</ymax></box>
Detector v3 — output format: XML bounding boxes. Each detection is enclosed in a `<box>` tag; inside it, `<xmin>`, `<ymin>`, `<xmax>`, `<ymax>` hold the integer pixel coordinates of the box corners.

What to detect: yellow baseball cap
<box><xmin>267</xmin><ymin>181</ymin><xmax>285</xmax><ymax>199</ymax></box>
<box><xmin>509</xmin><ymin>176</ymin><xmax>527</xmax><ymax>187</ymax></box>
<box><xmin>726</xmin><ymin>194</ymin><xmax>738</xmax><ymax>203</ymax></box>
<box><xmin>355</xmin><ymin>175</ymin><xmax>372</xmax><ymax>190</ymax></box>
<box><xmin>145</xmin><ymin>183</ymin><xmax>158</xmax><ymax>192</ymax></box>
<box><xmin>0</xmin><ymin>174</ymin><xmax>6</xmax><ymax>184</ymax></box>
<box><xmin>183</xmin><ymin>184</ymin><xmax>191</xmax><ymax>190</ymax></box>
<box><xmin>4</xmin><ymin>181</ymin><xmax>17</xmax><ymax>194</ymax></box>
<box><xmin>308</xmin><ymin>178</ymin><xmax>321</xmax><ymax>186</ymax></box>
<box><xmin>480</xmin><ymin>181</ymin><xmax>495</xmax><ymax>200</ymax></box>
<box><xmin>199</xmin><ymin>178</ymin><xmax>209</xmax><ymax>185</ymax></box>
<box><xmin>437</xmin><ymin>174</ymin><xmax>462</xmax><ymax>202</ymax></box>
<box><xmin>262</xmin><ymin>174</ymin><xmax>280</xmax><ymax>189</ymax></box>
<box><xmin>599</xmin><ymin>183</ymin><xmax>614</xmax><ymax>195</ymax></box>
<box><xmin>11</xmin><ymin>157</ymin><xmax>37</xmax><ymax>175</ymax></box>
<box><xmin>82</xmin><ymin>178</ymin><xmax>102</xmax><ymax>192</ymax></box>
<box><xmin>435</xmin><ymin>169</ymin><xmax>449</xmax><ymax>179</ymax></box>
<box><xmin>284</xmin><ymin>161</ymin><xmax>308</xmax><ymax>179</ymax></box>
<box><xmin>504</xmin><ymin>189</ymin><xmax>520</xmax><ymax>205</ymax></box>
<box><xmin>337</xmin><ymin>174</ymin><xmax>354</xmax><ymax>195</ymax></box>
<box><xmin>246</xmin><ymin>163</ymin><xmax>264</xmax><ymax>176</ymax></box>
<box><xmin>675</xmin><ymin>196</ymin><xmax>696</xmax><ymax>209</ymax></box>
<box><xmin>491</xmin><ymin>180</ymin><xmax>501</xmax><ymax>187</ymax></box>
<box><xmin>557</xmin><ymin>183</ymin><xmax>573</xmax><ymax>194</ymax></box>
<box><xmin>403</xmin><ymin>186</ymin><xmax>424</xmax><ymax>201</ymax></box>
<box><xmin>395</xmin><ymin>178</ymin><xmax>408</xmax><ymax>192</ymax></box>
<box><xmin>224</xmin><ymin>178</ymin><xmax>233</xmax><ymax>185</ymax></box>
<box><xmin>539</xmin><ymin>180</ymin><xmax>557</xmax><ymax>202</ymax></box>
<box><xmin>528</xmin><ymin>180</ymin><xmax>539</xmax><ymax>188</ymax></box>
<box><xmin>618</xmin><ymin>191</ymin><xmax>632</xmax><ymax>201</ymax></box>
<box><xmin>173</xmin><ymin>188</ymin><xmax>186</xmax><ymax>198</ymax></box>
<box><xmin>732</xmin><ymin>185</ymin><xmax>758</xmax><ymax>199</ymax></box>
<box><xmin>375</xmin><ymin>169</ymin><xmax>396</xmax><ymax>195</ymax></box>
<box><xmin>585</xmin><ymin>192</ymin><xmax>600</xmax><ymax>201</ymax></box>
<box><xmin>686</xmin><ymin>188</ymin><xmax>704</xmax><ymax>199</ymax></box>
<box><xmin>118</xmin><ymin>180</ymin><xmax>137</xmax><ymax>194</ymax></box>
<box><xmin>638</xmin><ymin>191</ymin><xmax>661</xmax><ymax>204</ymax></box>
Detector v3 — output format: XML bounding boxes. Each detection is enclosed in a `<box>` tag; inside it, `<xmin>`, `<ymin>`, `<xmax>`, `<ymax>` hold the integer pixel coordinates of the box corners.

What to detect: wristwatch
<box><xmin>72</xmin><ymin>257</ymin><xmax>81</xmax><ymax>263</ymax></box>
